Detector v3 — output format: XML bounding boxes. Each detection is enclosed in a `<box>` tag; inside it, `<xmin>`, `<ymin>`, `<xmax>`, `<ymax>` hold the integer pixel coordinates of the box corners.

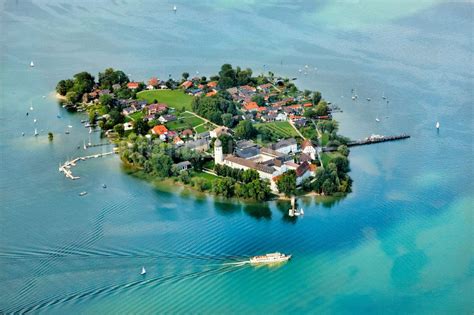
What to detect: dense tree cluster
<box><xmin>119</xmin><ymin>136</ymin><xmax>204</xmax><ymax>177</ymax></box>
<box><xmin>191</xmin><ymin>93</ymin><xmax>237</xmax><ymax>125</ymax></box>
<box><xmin>56</xmin><ymin>71</ymin><xmax>95</xmax><ymax>103</ymax></box>
<box><xmin>276</xmin><ymin>170</ymin><xmax>297</xmax><ymax>197</ymax></box>
<box><xmin>234</xmin><ymin>120</ymin><xmax>257</xmax><ymax>140</ymax></box>
<box><xmin>98</xmin><ymin>68</ymin><xmax>130</xmax><ymax>90</ymax></box>
<box><xmin>310</xmin><ymin>156</ymin><xmax>352</xmax><ymax>195</ymax></box>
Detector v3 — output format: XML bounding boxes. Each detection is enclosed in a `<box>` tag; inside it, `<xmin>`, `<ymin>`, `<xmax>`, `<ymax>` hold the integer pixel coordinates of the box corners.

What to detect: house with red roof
<box><xmin>151</xmin><ymin>125</ymin><xmax>168</xmax><ymax>136</ymax></box>
<box><xmin>206</xmin><ymin>90</ymin><xmax>217</xmax><ymax>97</ymax></box>
<box><xmin>180</xmin><ymin>80</ymin><xmax>193</xmax><ymax>89</ymax></box>
<box><xmin>243</xmin><ymin>102</ymin><xmax>259</xmax><ymax>112</ymax></box>
<box><xmin>127</xmin><ymin>82</ymin><xmax>139</xmax><ymax>90</ymax></box>
<box><xmin>207</xmin><ymin>81</ymin><xmax>218</xmax><ymax>88</ymax></box>
<box><xmin>301</xmin><ymin>139</ymin><xmax>316</xmax><ymax>160</ymax></box>
<box><xmin>147</xmin><ymin>77</ymin><xmax>159</xmax><ymax>90</ymax></box>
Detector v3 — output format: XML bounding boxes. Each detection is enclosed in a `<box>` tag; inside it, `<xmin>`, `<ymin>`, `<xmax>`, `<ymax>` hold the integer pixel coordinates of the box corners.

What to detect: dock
<box><xmin>59</xmin><ymin>151</ymin><xmax>114</xmax><ymax>180</ymax></box>
<box><xmin>85</xmin><ymin>142</ymin><xmax>113</xmax><ymax>149</ymax></box>
<box><xmin>322</xmin><ymin>134</ymin><xmax>410</xmax><ymax>152</ymax></box>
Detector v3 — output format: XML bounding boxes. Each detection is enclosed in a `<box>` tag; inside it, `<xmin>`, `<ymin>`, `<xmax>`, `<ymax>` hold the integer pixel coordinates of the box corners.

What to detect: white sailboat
<box><xmin>141</xmin><ymin>267</ymin><xmax>146</xmax><ymax>275</ymax></box>
<box><xmin>89</xmin><ymin>127</ymin><xmax>92</xmax><ymax>134</ymax></box>
<box><xmin>33</xmin><ymin>118</ymin><xmax>37</xmax><ymax>123</ymax></box>
<box><xmin>30</xmin><ymin>61</ymin><xmax>35</xmax><ymax>67</ymax></box>
<box><xmin>30</xmin><ymin>102</ymin><xmax>34</xmax><ymax>111</ymax></box>
<box><xmin>173</xmin><ymin>5</ymin><xmax>177</xmax><ymax>12</ymax></box>
<box><xmin>83</xmin><ymin>140</ymin><xmax>87</xmax><ymax>150</ymax></box>
<box><xmin>382</xmin><ymin>91</ymin><xmax>386</xmax><ymax>100</ymax></box>
<box><xmin>34</xmin><ymin>128</ymin><xmax>38</xmax><ymax>136</ymax></box>
<box><xmin>436</xmin><ymin>121</ymin><xmax>440</xmax><ymax>129</ymax></box>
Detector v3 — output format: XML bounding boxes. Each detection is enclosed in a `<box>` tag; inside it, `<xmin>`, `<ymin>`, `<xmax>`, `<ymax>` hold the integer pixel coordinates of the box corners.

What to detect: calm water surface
<box><xmin>0</xmin><ymin>1</ymin><xmax>473</xmax><ymax>313</ymax></box>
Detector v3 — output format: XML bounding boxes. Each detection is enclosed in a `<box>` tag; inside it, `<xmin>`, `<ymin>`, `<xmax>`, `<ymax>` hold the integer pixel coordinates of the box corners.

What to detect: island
<box><xmin>56</xmin><ymin>64</ymin><xmax>353</xmax><ymax>201</ymax></box>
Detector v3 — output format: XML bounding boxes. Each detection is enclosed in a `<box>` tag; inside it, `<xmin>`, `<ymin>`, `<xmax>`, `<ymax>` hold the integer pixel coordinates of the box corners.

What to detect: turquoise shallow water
<box><xmin>0</xmin><ymin>1</ymin><xmax>473</xmax><ymax>313</ymax></box>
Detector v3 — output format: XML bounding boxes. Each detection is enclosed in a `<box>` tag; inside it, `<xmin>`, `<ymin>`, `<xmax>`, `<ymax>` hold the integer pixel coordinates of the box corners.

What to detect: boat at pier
<box><xmin>250</xmin><ymin>252</ymin><xmax>291</xmax><ymax>264</ymax></box>
<box><xmin>288</xmin><ymin>196</ymin><xmax>304</xmax><ymax>217</ymax></box>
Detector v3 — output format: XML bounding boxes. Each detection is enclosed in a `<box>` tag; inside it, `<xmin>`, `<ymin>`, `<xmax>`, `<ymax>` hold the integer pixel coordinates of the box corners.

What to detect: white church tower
<box><xmin>214</xmin><ymin>138</ymin><xmax>224</xmax><ymax>165</ymax></box>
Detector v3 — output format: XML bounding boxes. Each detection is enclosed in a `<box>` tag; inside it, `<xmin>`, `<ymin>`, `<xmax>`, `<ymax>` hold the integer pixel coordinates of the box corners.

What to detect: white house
<box><xmin>123</xmin><ymin>122</ymin><xmax>133</xmax><ymax>131</ymax></box>
<box><xmin>301</xmin><ymin>139</ymin><xmax>316</xmax><ymax>160</ymax></box>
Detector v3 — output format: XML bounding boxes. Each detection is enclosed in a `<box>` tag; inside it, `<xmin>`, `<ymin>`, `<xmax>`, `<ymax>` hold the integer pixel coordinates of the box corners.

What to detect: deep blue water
<box><xmin>0</xmin><ymin>1</ymin><xmax>473</xmax><ymax>313</ymax></box>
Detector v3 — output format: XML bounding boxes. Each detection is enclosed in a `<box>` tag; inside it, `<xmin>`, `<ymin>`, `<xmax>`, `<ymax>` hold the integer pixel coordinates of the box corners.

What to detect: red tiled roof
<box><xmin>303</xmin><ymin>102</ymin><xmax>312</xmax><ymax>107</ymax></box>
<box><xmin>296</xmin><ymin>161</ymin><xmax>310</xmax><ymax>177</ymax></box>
<box><xmin>148</xmin><ymin>77</ymin><xmax>159</xmax><ymax>86</ymax></box>
<box><xmin>151</xmin><ymin>125</ymin><xmax>168</xmax><ymax>135</ymax></box>
<box><xmin>207</xmin><ymin>81</ymin><xmax>218</xmax><ymax>88</ymax></box>
<box><xmin>206</xmin><ymin>90</ymin><xmax>217</xmax><ymax>97</ymax></box>
<box><xmin>301</xmin><ymin>139</ymin><xmax>314</xmax><ymax>149</ymax></box>
<box><xmin>127</xmin><ymin>82</ymin><xmax>139</xmax><ymax>89</ymax></box>
<box><xmin>181</xmin><ymin>81</ymin><xmax>193</xmax><ymax>89</ymax></box>
<box><xmin>243</xmin><ymin>102</ymin><xmax>258</xmax><ymax>111</ymax></box>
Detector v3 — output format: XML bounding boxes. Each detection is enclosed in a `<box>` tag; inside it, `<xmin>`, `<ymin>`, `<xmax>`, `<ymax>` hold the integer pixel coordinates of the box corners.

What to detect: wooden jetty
<box><xmin>59</xmin><ymin>151</ymin><xmax>114</xmax><ymax>180</ymax></box>
<box><xmin>322</xmin><ymin>134</ymin><xmax>410</xmax><ymax>152</ymax></box>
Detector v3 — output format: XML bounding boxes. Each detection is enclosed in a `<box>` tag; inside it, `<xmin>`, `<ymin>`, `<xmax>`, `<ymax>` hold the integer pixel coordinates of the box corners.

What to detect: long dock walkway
<box><xmin>322</xmin><ymin>134</ymin><xmax>410</xmax><ymax>152</ymax></box>
<box><xmin>59</xmin><ymin>151</ymin><xmax>114</xmax><ymax>180</ymax></box>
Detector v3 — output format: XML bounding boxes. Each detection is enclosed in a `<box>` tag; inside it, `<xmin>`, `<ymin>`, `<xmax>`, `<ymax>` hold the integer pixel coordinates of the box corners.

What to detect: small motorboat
<box><xmin>65</xmin><ymin>130</ymin><xmax>70</xmax><ymax>134</ymax></box>
<box><xmin>375</xmin><ymin>118</ymin><xmax>380</xmax><ymax>122</ymax></box>
<box><xmin>22</xmin><ymin>132</ymin><xmax>25</xmax><ymax>136</ymax></box>
<box><xmin>68</xmin><ymin>125</ymin><xmax>73</xmax><ymax>128</ymax></box>
<box><xmin>141</xmin><ymin>267</ymin><xmax>146</xmax><ymax>275</ymax></box>
<box><xmin>102</xmin><ymin>184</ymin><xmax>107</xmax><ymax>189</ymax></box>
<box><xmin>367</xmin><ymin>98</ymin><xmax>371</xmax><ymax>101</ymax></box>
<box><xmin>79</xmin><ymin>191</ymin><xmax>88</xmax><ymax>196</ymax></box>
<box><xmin>33</xmin><ymin>119</ymin><xmax>37</xmax><ymax>123</ymax></box>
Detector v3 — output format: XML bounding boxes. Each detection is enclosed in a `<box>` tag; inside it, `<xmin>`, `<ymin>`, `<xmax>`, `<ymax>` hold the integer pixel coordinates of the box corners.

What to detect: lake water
<box><xmin>0</xmin><ymin>1</ymin><xmax>473</xmax><ymax>313</ymax></box>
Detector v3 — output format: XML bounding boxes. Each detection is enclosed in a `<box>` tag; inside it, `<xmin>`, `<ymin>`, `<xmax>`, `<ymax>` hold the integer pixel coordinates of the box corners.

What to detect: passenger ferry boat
<box><xmin>250</xmin><ymin>252</ymin><xmax>291</xmax><ymax>264</ymax></box>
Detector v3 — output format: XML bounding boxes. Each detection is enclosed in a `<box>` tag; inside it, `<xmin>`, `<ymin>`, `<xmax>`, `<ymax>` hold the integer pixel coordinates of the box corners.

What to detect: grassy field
<box><xmin>137</xmin><ymin>89</ymin><xmax>193</xmax><ymax>111</ymax></box>
<box><xmin>193</xmin><ymin>171</ymin><xmax>218</xmax><ymax>181</ymax></box>
<box><xmin>321</xmin><ymin>133</ymin><xmax>329</xmax><ymax>146</ymax></box>
<box><xmin>254</xmin><ymin>121</ymin><xmax>300</xmax><ymax>139</ymax></box>
<box><xmin>128</xmin><ymin>111</ymin><xmax>144</xmax><ymax>121</ymax></box>
<box><xmin>320</xmin><ymin>152</ymin><xmax>343</xmax><ymax>168</ymax></box>
<box><xmin>194</xmin><ymin>123</ymin><xmax>213</xmax><ymax>133</ymax></box>
<box><xmin>166</xmin><ymin>115</ymin><xmax>205</xmax><ymax>131</ymax></box>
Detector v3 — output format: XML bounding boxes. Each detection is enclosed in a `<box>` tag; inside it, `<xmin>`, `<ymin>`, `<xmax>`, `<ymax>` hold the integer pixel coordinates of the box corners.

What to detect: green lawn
<box><xmin>194</xmin><ymin>123</ymin><xmax>213</xmax><ymax>133</ymax></box>
<box><xmin>137</xmin><ymin>89</ymin><xmax>193</xmax><ymax>111</ymax></box>
<box><xmin>193</xmin><ymin>171</ymin><xmax>218</xmax><ymax>181</ymax></box>
<box><xmin>254</xmin><ymin>121</ymin><xmax>300</xmax><ymax>139</ymax></box>
<box><xmin>166</xmin><ymin>115</ymin><xmax>204</xmax><ymax>131</ymax></box>
<box><xmin>128</xmin><ymin>111</ymin><xmax>144</xmax><ymax>121</ymax></box>
<box><xmin>320</xmin><ymin>152</ymin><xmax>343</xmax><ymax>168</ymax></box>
<box><xmin>321</xmin><ymin>133</ymin><xmax>329</xmax><ymax>146</ymax></box>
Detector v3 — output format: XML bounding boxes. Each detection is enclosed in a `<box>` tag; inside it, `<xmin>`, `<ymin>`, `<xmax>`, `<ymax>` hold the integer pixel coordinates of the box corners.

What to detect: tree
<box><xmin>72</xmin><ymin>71</ymin><xmax>95</xmax><ymax>95</ymax></box>
<box><xmin>218</xmin><ymin>64</ymin><xmax>237</xmax><ymax>89</ymax></box>
<box><xmin>56</xmin><ymin>79</ymin><xmax>74</xmax><ymax>96</ymax></box>
<box><xmin>134</xmin><ymin>118</ymin><xmax>150</xmax><ymax>135</ymax></box>
<box><xmin>251</xmin><ymin>94</ymin><xmax>265</xmax><ymax>106</ymax></box>
<box><xmin>221</xmin><ymin>113</ymin><xmax>234</xmax><ymax>128</ymax></box>
<box><xmin>318</xmin><ymin>120</ymin><xmax>338</xmax><ymax>134</ymax></box>
<box><xmin>182</xmin><ymin>72</ymin><xmax>190</xmax><ymax>81</ymax></box>
<box><xmin>218</xmin><ymin>134</ymin><xmax>234</xmax><ymax>154</ymax></box>
<box><xmin>98</xmin><ymin>68</ymin><xmax>129</xmax><ymax>90</ymax></box>
<box><xmin>314</xmin><ymin>100</ymin><xmax>328</xmax><ymax>116</ymax></box>
<box><xmin>304</xmin><ymin>108</ymin><xmax>317</xmax><ymax>119</ymax></box>
<box><xmin>331</xmin><ymin>156</ymin><xmax>350</xmax><ymax>176</ymax></box>
<box><xmin>276</xmin><ymin>170</ymin><xmax>297</xmax><ymax>197</ymax></box>
<box><xmin>312</xmin><ymin>91</ymin><xmax>322</xmax><ymax>105</ymax></box>
<box><xmin>241</xmin><ymin>169</ymin><xmax>259</xmax><ymax>183</ymax></box>
<box><xmin>114</xmin><ymin>124</ymin><xmax>125</xmax><ymax>137</ymax></box>
<box><xmin>213</xmin><ymin>177</ymin><xmax>236</xmax><ymax>198</ymax></box>
<box><xmin>234</xmin><ymin>120</ymin><xmax>257</xmax><ymax>140</ymax></box>
<box><xmin>337</xmin><ymin>145</ymin><xmax>349</xmax><ymax>157</ymax></box>
<box><xmin>66</xmin><ymin>91</ymin><xmax>80</xmax><ymax>103</ymax></box>
<box><xmin>99</xmin><ymin>94</ymin><xmax>114</xmax><ymax>107</ymax></box>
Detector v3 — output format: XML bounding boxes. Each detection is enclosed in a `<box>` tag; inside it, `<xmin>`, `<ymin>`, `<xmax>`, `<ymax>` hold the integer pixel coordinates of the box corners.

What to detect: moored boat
<box><xmin>250</xmin><ymin>252</ymin><xmax>291</xmax><ymax>264</ymax></box>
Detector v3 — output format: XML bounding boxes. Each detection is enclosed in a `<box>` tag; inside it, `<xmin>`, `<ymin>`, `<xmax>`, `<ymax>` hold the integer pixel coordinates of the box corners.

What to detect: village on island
<box><xmin>55</xmin><ymin>65</ymin><xmax>409</xmax><ymax>202</ymax></box>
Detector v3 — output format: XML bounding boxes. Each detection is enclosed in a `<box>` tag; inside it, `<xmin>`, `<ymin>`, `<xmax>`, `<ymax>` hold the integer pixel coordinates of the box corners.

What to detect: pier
<box><xmin>322</xmin><ymin>134</ymin><xmax>410</xmax><ymax>152</ymax></box>
<box><xmin>59</xmin><ymin>151</ymin><xmax>114</xmax><ymax>180</ymax></box>
<box><xmin>85</xmin><ymin>142</ymin><xmax>113</xmax><ymax>149</ymax></box>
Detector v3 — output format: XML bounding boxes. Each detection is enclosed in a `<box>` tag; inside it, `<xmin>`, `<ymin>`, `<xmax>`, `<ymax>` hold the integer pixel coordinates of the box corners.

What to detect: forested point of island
<box><xmin>56</xmin><ymin>64</ymin><xmax>352</xmax><ymax>201</ymax></box>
